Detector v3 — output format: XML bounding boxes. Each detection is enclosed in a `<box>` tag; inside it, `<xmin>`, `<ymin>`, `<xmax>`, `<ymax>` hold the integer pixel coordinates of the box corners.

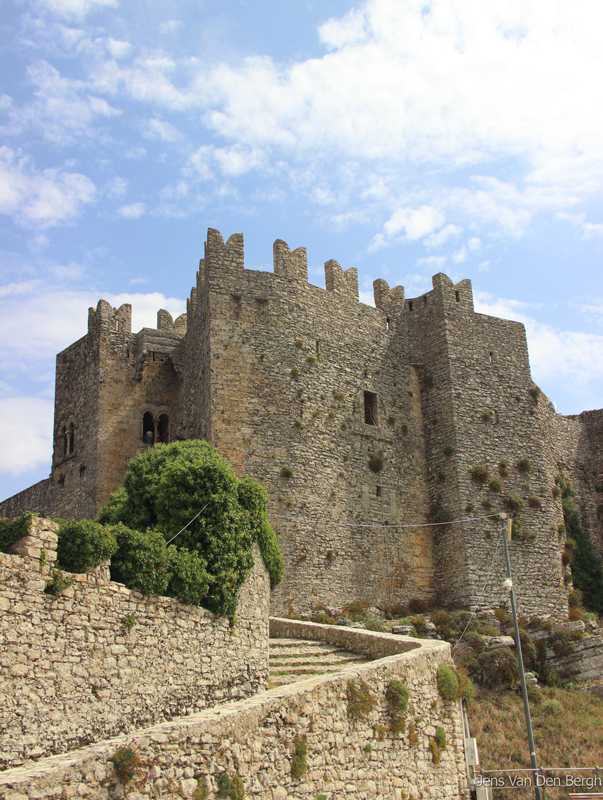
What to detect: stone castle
<box><xmin>2</xmin><ymin>228</ymin><xmax>602</xmax><ymax>617</ymax></box>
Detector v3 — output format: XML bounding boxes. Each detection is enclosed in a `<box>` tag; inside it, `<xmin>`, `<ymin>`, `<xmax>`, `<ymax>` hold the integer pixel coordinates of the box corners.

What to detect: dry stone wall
<box><xmin>0</xmin><ymin>622</ymin><xmax>469</xmax><ymax>800</ymax></box>
<box><xmin>0</xmin><ymin>518</ymin><xmax>270</xmax><ymax>770</ymax></box>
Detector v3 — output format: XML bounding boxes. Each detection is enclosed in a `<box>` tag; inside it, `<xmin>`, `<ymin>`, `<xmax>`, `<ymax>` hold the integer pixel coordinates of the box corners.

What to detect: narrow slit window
<box><xmin>423</xmin><ymin>295</ymin><xmax>427</xmax><ymax>304</ymax></box>
<box><xmin>455</xmin><ymin>291</ymin><xmax>460</xmax><ymax>302</ymax></box>
<box><xmin>408</xmin><ymin>301</ymin><xmax>414</xmax><ymax>311</ymax></box>
<box><xmin>376</xmin><ymin>486</ymin><xmax>382</xmax><ymax>497</ymax></box>
<box><xmin>364</xmin><ymin>391</ymin><xmax>378</xmax><ymax>425</ymax></box>
<box><xmin>489</xmin><ymin>352</ymin><xmax>493</xmax><ymax>363</ymax></box>
<box><xmin>386</xmin><ymin>317</ymin><xmax>390</xmax><ymax>330</ymax></box>
<box><xmin>67</xmin><ymin>422</ymin><xmax>75</xmax><ymax>455</ymax></box>
<box><xmin>61</xmin><ymin>425</ymin><xmax>68</xmax><ymax>457</ymax></box>
<box><xmin>316</xmin><ymin>340</ymin><xmax>320</xmax><ymax>353</ymax></box>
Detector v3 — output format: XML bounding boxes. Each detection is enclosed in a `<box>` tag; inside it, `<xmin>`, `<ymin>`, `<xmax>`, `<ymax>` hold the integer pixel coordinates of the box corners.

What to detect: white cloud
<box><xmin>0</xmin><ymin>147</ymin><xmax>96</xmax><ymax>227</ymax></box>
<box><xmin>106</xmin><ymin>39</ymin><xmax>132</xmax><ymax>59</ymax></box>
<box><xmin>158</xmin><ymin>20</ymin><xmax>183</xmax><ymax>35</ymax></box>
<box><xmin>117</xmin><ymin>201</ymin><xmax>146</xmax><ymax>218</ymax></box>
<box><xmin>424</xmin><ymin>224</ymin><xmax>462</xmax><ymax>249</ymax></box>
<box><xmin>0</xmin><ymin>285</ymin><xmax>186</xmax><ymax>365</ymax></box>
<box><xmin>105</xmin><ymin>176</ymin><xmax>127</xmax><ymax>198</ymax></box>
<box><xmin>145</xmin><ymin>118</ymin><xmax>183</xmax><ymax>142</ymax></box>
<box><xmin>8</xmin><ymin>61</ymin><xmax>121</xmax><ymax>144</ymax></box>
<box><xmin>0</xmin><ymin>397</ymin><xmax>54</xmax><ymax>476</ymax></box>
<box><xmin>452</xmin><ymin>246</ymin><xmax>467</xmax><ymax>263</ymax></box>
<box><xmin>557</xmin><ymin>211</ymin><xmax>603</xmax><ymax>241</ymax></box>
<box><xmin>36</xmin><ymin>0</ymin><xmax>118</xmax><ymax>21</ymax></box>
<box><xmin>468</xmin><ymin>236</ymin><xmax>482</xmax><ymax>252</ymax></box>
<box><xmin>384</xmin><ymin>205</ymin><xmax>445</xmax><ymax>240</ymax></box>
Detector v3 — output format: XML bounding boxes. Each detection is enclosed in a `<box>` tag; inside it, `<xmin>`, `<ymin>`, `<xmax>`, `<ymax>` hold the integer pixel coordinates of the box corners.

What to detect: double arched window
<box><xmin>142</xmin><ymin>412</ymin><xmax>169</xmax><ymax>445</ymax></box>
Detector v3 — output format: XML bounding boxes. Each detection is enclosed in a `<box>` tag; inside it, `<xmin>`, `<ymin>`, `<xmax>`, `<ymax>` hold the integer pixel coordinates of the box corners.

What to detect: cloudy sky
<box><xmin>1</xmin><ymin>0</ymin><xmax>602</xmax><ymax>501</ymax></box>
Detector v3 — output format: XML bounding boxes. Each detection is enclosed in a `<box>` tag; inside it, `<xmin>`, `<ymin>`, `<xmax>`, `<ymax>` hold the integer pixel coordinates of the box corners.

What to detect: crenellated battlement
<box><xmin>4</xmin><ymin>224</ymin><xmax>601</xmax><ymax>624</ymax></box>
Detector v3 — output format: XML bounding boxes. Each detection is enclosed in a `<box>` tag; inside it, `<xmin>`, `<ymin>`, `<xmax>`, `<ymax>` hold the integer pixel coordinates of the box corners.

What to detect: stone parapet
<box><xmin>0</xmin><ymin>520</ymin><xmax>270</xmax><ymax>770</ymax></box>
<box><xmin>0</xmin><ymin>623</ymin><xmax>469</xmax><ymax>800</ymax></box>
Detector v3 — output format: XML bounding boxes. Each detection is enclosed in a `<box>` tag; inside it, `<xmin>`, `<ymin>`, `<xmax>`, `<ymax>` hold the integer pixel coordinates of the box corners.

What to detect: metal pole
<box><xmin>501</xmin><ymin>515</ymin><xmax>542</xmax><ymax>800</ymax></box>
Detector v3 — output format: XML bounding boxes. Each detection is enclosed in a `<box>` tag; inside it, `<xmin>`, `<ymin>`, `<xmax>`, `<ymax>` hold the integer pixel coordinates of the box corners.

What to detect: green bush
<box><xmin>217</xmin><ymin>773</ymin><xmax>245</xmax><ymax>799</ymax></box>
<box><xmin>499</xmin><ymin>460</ymin><xmax>509</xmax><ymax>477</ymax></box>
<box><xmin>364</xmin><ymin>618</ymin><xmax>386</xmax><ymax>633</ymax></box>
<box><xmin>291</xmin><ymin>735</ymin><xmax>308</xmax><ymax>778</ymax></box>
<box><xmin>44</xmin><ymin>569</ymin><xmax>74</xmax><ymax>596</ymax></box>
<box><xmin>437</xmin><ymin>665</ymin><xmax>458</xmax><ymax>700</ymax></box>
<box><xmin>476</xmin><ymin>648</ymin><xmax>519</xmax><ymax>689</ymax></box>
<box><xmin>0</xmin><ymin>512</ymin><xmax>36</xmax><ymax>553</ymax></box>
<box><xmin>110</xmin><ymin>526</ymin><xmax>172</xmax><ymax>596</ymax></box>
<box><xmin>556</xmin><ymin>474</ymin><xmax>603</xmax><ymax>614</ymax></box>
<box><xmin>56</xmin><ymin>519</ymin><xmax>117</xmax><ymax>572</ymax></box>
<box><xmin>517</xmin><ymin>458</ymin><xmax>532</xmax><ymax>474</ymax></box>
<box><xmin>504</xmin><ymin>495</ymin><xmax>524</xmax><ymax>515</ymax></box>
<box><xmin>489</xmin><ymin>478</ymin><xmax>504</xmax><ymax>493</ymax></box>
<box><xmin>97</xmin><ymin>440</ymin><xmax>283</xmax><ymax>616</ymax></box>
<box><xmin>347</xmin><ymin>679</ymin><xmax>377</xmax><ymax>719</ymax></box>
<box><xmin>387</xmin><ymin>680</ymin><xmax>409</xmax><ymax>714</ymax></box>
<box><xmin>469</xmin><ymin>465</ymin><xmax>489</xmax><ymax>484</ymax></box>
<box><xmin>435</xmin><ymin>727</ymin><xmax>446</xmax><ymax>748</ymax></box>
<box><xmin>110</xmin><ymin>745</ymin><xmax>142</xmax><ymax>786</ymax></box>
<box><xmin>167</xmin><ymin>547</ymin><xmax>210</xmax><ymax>606</ymax></box>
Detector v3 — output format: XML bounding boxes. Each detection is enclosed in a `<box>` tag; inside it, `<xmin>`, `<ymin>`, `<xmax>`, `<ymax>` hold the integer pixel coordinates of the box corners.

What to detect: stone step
<box><xmin>268</xmin><ymin>636</ymin><xmax>368</xmax><ymax>687</ymax></box>
<box><xmin>270</xmin><ymin>653</ymin><xmax>366</xmax><ymax>667</ymax></box>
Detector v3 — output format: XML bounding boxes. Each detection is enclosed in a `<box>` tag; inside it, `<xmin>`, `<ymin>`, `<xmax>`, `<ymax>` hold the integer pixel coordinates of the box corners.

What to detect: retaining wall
<box><xmin>0</xmin><ymin>517</ymin><xmax>270</xmax><ymax>770</ymax></box>
<box><xmin>0</xmin><ymin>621</ymin><xmax>469</xmax><ymax>800</ymax></box>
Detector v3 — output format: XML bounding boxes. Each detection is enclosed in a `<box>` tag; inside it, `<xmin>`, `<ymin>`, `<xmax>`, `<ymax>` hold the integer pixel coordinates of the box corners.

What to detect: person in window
<box><xmin>143</xmin><ymin>430</ymin><xmax>154</xmax><ymax>445</ymax></box>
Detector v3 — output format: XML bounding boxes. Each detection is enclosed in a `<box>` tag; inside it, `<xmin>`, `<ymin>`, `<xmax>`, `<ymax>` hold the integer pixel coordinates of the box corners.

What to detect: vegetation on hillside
<box><xmin>557</xmin><ymin>473</ymin><xmax>603</xmax><ymax>614</ymax></box>
<box><xmin>468</xmin><ymin>686</ymin><xmax>603</xmax><ymax>799</ymax></box>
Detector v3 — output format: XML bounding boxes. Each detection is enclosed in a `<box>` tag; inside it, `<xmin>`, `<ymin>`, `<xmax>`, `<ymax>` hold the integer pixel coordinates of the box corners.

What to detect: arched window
<box><xmin>142</xmin><ymin>412</ymin><xmax>155</xmax><ymax>445</ymax></box>
<box><xmin>157</xmin><ymin>413</ymin><xmax>169</xmax><ymax>444</ymax></box>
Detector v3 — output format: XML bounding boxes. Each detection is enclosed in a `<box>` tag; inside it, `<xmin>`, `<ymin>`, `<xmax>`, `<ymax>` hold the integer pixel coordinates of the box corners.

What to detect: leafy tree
<box><xmin>97</xmin><ymin>440</ymin><xmax>283</xmax><ymax>616</ymax></box>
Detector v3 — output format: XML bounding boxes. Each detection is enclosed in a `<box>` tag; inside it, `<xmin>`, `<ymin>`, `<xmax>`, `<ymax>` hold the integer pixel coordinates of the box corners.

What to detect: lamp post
<box><xmin>500</xmin><ymin>512</ymin><xmax>542</xmax><ymax>800</ymax></box>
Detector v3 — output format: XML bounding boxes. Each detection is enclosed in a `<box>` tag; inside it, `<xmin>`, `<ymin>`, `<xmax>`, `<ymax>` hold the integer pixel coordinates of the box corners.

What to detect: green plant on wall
<box><xmin>44</xmin><ymin>569</ymin><xmax>74</xmax><ymax>596</ymax></box>
<box><xmin>110</xmin><ymin>744</ymin><xmax>143</xmax><ymax>786</ymax></box>
<box><xmin>517</xmin><ymin>457</ymin><xmax>532</xmax><ymax>474</ymax></box>
<box><xmin>368</xmin><ymin>452</ymin><xmax>384</xmax><ymax>473</ymax></box>
<box><xmin>217</xmin><ymin>772</ymin><xmax>245</xmax><ymax>799</ymax></box>
<box><xmin>386</xmin><ymin>679</ymin><xmax>409</xmax><ymax>734</ymax></box>
<box><xmin>347</xmin><ymin>679</ymin><xmax>377</xmax><ymax>719</ymax></box>
<box><xmin>556</xmin><ymin>473</ymin><xmax>603</xmax><ymax>613</ymax></box>
<box><xmin>469</xmin><ymin>465</ymin><xmax>489</xmax><ymax>484</ymax></box>
<box><xmin>94</xmin><ymin>440</ymin><xmax>284</xmax><ymax>618</ymax></box>
<box><xmin>291</xmin><ymin>735</ymin><xmax>308</xmax><ymax>779</ymax></box>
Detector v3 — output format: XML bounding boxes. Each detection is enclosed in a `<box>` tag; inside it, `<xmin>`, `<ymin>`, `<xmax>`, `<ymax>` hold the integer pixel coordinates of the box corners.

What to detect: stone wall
<box><xmin>0</xmin><ymin>622</ymin><xmax>469</xmax><ymax>800</ymax></box>
<box><xmin>0</xmin><ymin>518</ymin><xmax>270</xmax><ymax>770</ymax></box>
<box><xmin>3</xmin><ymin>227</ymin><xmax>603</xmax><ymax>619</ymax></box>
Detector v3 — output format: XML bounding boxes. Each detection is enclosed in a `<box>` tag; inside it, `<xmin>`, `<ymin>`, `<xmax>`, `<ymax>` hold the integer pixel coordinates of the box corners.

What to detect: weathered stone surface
<box><xmin>2</xmin><ymin>227</ymin><xmax>603</xmax><ymax>620</ymax></box>
<box><xmin>0</xmin><ymin>622</ymin><xmax>469</xmax><ymax>800</ymax></box>
<box><xmin>0</xmin><ymin>519</ymin><xmax>270</xmax><ymax>770</ymax></box>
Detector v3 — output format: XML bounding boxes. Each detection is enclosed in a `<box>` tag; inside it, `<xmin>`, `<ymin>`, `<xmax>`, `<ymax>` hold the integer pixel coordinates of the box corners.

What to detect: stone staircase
<box><xmin>269</xmin><ymin>637</ymin><xmax>370</xmax><ymax>687</ymax></box>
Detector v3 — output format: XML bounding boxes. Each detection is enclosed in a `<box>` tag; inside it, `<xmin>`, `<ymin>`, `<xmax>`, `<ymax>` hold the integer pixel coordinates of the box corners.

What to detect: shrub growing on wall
<box><xmin>87</xmin><ymin>440</ymin><xmax>284</xmax><ymax>617</ymax></box>
<box><xmin>556</xmin><ymin>473</ymin><xmax>603</xmax><ymax>614</ymax></box>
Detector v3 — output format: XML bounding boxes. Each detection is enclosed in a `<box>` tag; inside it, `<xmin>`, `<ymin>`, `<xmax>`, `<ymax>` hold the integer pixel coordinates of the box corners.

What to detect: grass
<box><xmin>468</xmin><ymin>686</ymin><xmax>603</xmax><ymax>798</ymax></box>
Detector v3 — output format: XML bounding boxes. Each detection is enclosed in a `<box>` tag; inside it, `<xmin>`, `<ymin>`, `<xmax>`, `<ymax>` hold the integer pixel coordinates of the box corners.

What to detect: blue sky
<box><xmin>1</xmin><ymin>0</ymin><xmax>602</xmax><ymax>501</ymax></box>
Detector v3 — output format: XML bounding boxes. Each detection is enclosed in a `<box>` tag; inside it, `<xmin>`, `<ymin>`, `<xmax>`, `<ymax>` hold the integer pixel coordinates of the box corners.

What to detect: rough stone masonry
<box><xmin>1</xmin><ymin>228</ymin><xmax>602</xmax><ymax>618</ymax></box>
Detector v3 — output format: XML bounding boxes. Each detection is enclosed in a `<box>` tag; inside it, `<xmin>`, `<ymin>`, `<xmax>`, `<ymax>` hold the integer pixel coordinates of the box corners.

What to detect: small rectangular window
<box><xmin>408</xmin><ymin>301</ymin><xmax>414</xmax><ymax>311</ymax></box>
<box><xmin>376</xmin><ymin>486</ymin><xmax>382</xmax><ymax>497</ymax></box>
<box><xmin>455</xmin><ymin>291</ymin><xmax>460</xmax><ymax>302</ymax></box>
<box><xmin>364</xmin><ymin>391</ymin><xmax>378</xmax><ymax>425</ymax></box>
